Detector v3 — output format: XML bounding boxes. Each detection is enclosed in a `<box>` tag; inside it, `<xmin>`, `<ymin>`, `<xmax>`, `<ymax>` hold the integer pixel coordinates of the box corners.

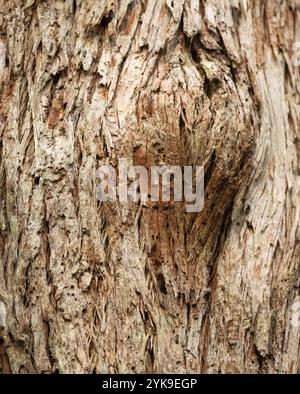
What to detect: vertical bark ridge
<box><xmin>0</xmin><ymin>0</ymin><xmax>299</xmax><ymax>373</ymax></box>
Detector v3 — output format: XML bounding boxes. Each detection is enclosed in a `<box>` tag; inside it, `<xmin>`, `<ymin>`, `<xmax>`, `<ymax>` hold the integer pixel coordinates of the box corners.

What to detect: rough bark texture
<box><xmin>0</xmin><ymin>0</ymin><xmax>299</xmax><ymax>374</ymax></box>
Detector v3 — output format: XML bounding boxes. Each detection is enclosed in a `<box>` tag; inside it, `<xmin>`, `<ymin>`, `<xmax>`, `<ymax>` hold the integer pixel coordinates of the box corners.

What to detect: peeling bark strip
<box><xmin>0</xmin><ymin>0</ymin><xmax>299</xmax><ymax>374</ymax></box>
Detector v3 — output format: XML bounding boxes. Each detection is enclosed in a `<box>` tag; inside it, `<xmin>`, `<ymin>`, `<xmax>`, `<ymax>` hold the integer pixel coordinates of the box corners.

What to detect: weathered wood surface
<box><xmin>0</xmin><ymin>0</ymin><xmax>299</xmax><ymax>373</ymax></box>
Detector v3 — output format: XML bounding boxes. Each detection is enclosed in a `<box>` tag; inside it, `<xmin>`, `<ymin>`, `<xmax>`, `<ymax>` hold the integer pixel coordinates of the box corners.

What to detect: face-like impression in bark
<box><xmin>95</xmin><ymin>35</ymin><xmax>258</xmax><ymax>300</ymax></box>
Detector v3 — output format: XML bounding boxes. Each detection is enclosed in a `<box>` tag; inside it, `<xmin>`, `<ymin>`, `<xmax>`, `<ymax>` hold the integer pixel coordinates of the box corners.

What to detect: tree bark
<box><xmin>0</xmin><ymin>0</ymin><xmax>299</xmax><ymax>374</ymax></box>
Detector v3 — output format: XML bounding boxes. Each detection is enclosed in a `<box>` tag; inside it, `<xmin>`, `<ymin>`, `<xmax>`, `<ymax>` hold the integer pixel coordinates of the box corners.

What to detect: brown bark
<box><xmin>0</xmin><ymin>0</ymin><xmax>299</xmax><ymax>373</ymax></box>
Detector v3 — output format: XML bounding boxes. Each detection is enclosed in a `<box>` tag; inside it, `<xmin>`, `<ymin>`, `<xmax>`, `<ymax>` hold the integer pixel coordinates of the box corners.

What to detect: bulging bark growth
<box><xmin>0</xmin><ymin>0</ymin><xmax>299</xmax><ymax>373</ymax></box>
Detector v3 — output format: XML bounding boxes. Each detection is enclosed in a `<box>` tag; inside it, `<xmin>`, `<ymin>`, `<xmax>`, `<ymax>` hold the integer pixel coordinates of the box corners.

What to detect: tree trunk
<box><xmin>0</xmin><ymin>0</ymin><xmax>299</xmax><ymax>374</ymax></box>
